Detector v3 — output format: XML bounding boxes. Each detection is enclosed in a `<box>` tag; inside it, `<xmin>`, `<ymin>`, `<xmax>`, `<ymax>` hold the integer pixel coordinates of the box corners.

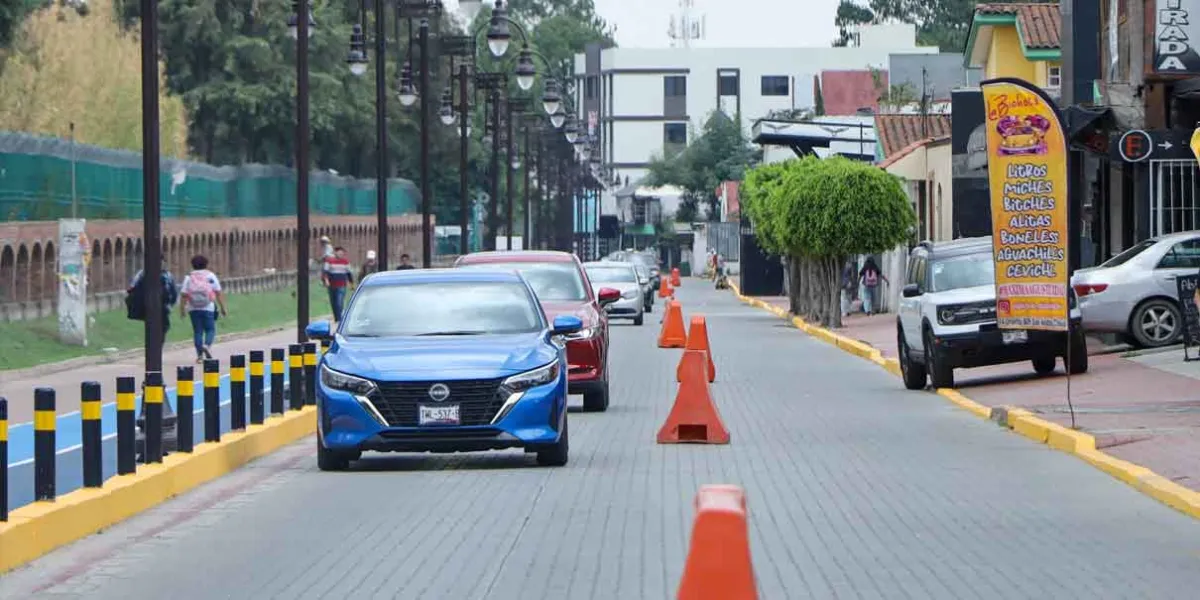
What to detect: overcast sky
<box><xmin>444</xmin><ymin>0</ymin><xmax>840</xmax><ymax>49</ymax></box>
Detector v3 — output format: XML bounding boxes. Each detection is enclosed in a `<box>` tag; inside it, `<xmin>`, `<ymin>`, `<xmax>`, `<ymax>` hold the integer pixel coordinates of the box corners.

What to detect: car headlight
<box><xmin>564</xmin><ymin>327</ymin><xmax>596</xmax><ymax>340</ymax></box>
<box><xmin>937</xmin><ymin>301</ymin><xmax>997</xmax><ymax>326</ymax></box>
<box><xmin>621</xmin><ymin>289</ymin><xmax>638</xmax><ymax>299</ymax></box>
<box><xmin>502</xmin><ymin>361</ymin><xmax>560</xmax><ymax>392</ymax></box>
<box><xmin>320</xmin><ymin>365</ymin><xmax>378</xmax><ymax>396</ymax></box>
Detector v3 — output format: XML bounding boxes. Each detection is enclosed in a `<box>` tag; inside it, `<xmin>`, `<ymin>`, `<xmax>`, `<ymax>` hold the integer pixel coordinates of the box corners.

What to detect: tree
<box><xmin>742</xmin><ymin>156</ymin><xmax>914</xmax><ymax>328</ymax></box>
<box><xmin>644</xmin><ymin>111</ymin><xmax>760</xmax><ymax>222</ymax></box>
<box><xmin>832</xmin><ymin>0</ymin><xmax>874</xmax><ymax>47</ymax></box>
<box><xmin>834</xmin><ymin>1</ymin><xmax>1055</xmax><ymax>52</ymax></box>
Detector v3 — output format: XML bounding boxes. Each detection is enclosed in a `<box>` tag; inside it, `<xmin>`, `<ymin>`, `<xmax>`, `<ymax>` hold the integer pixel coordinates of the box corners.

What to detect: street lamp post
<box><xmin>523</xmin><ymin>120</ymin><xmax>532</xmax><ymax>242</ymax></box>
<box><xmin>139</xmin><ymin>0</ymin><xmax>165</xmax><ymax>375</ymax></box>
<box><xmin>504</xmin><ymin>98</ymin><xmax>527</xmax><ymax>250</ymax></box>
<box><xmin>418</xmin><ymin>19</ymin><xmax>433</xmax><ymax>267</ymax></box>
<box><xmin>290</xmin><ymin>0</ymin><xmax>315</xmax><ymax>343</ymax></box>
<box><xmin>457</xmin><ymin>63</ymin><xmax>469</xmax><ymax>254</ymax></box>
<box><xmin>346</xmin><ymin>0</ymin><xmax>390</xmax><ymax>269</ymax></box>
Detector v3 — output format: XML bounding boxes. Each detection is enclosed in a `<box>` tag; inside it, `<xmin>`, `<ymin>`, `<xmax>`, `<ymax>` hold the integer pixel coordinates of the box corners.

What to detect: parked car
<box><xmin>896</xmin><ymin>236</ymin><xmax>1087</xmax><ymax>390</ymax></box>
<box><xmin>455</xmin><ymin>251</ymin><xmax>619</xmax><ymax>412</ymax></box>
<box><xmin>1071</xmin><ymin>231</ymin><xmax>1200</xmax><ymax>348</ymax></box>
<box><xmin>633</xmin><ymin>263</ymin><xmax>655</xmax><ymax>312</ymax></box>
<box><xmin>584</xmin><ymin>261</ymin><xmax>645</xmax><ymax>325</ymax></box>
<box><xmin>305</xmin><ymin>268</ymin><xmax>582</xmax><ymax>471</ymax></box>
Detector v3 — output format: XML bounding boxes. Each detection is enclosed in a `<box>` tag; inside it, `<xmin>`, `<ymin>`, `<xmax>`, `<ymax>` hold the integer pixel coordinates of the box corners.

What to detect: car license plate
<box><xmin>1002</xmin><ymin>330</ymin><xmax>1028</xmax><ymax>344</ymax></box>
<box><xmin>418</xmin><ymin>404</ymin><xmax>460</xmax><ymax>426</ymax></box>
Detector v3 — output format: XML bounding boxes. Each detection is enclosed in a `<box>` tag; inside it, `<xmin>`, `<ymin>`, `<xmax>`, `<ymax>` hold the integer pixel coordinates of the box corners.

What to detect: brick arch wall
<box><xmin>0</xmin><ymin>215</ymin><xmax>427</xmax><ymax>317</ymax></box>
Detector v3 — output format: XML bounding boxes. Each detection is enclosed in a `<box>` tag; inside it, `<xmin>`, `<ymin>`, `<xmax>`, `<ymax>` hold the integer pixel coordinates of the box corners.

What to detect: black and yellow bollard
<box><xmin>270</xmin><ymin>348</ymin><xmax>285</xmax><ymax>415</ymax></box>
<box><xmin>0</xmin><ymin>396</ymin><xmax>8</xmax><ymax>522</ymax></box>
<box><xmin>81</xmin><ymin>381</ymin><xmax>103</xmax><ymax>488</ymax></box>
<box><xmin>176</xmin><ymin>366</ymin><xmax>194</xmax><ymax>452</ymax></box>
<box><xmin>303</xmin><ymin>342</ymin><xmax>318</xmax><ymax>406</ymax></box>
<box><xmin>231</xmin><ymin>354</ymin><xmax>247</xmax><ymax>430</ymax></box>
<box><xmin>320</xmin><ymin>338</ymin><xmax>331</xmax><ymax>356</ymax></box>
<box><xmin>143</xmin><ymin>371</ymin><xmax>165</xmax><ymax>463</ymax></box>
<box><xmin>34</xmin><ymin>387</ymin><xmax>55</xmax><ymax>501</ymax></box>
<box><xmin>204</xmin><ymin>359</ymin><xmax>221</xmax><ymax>443</ymax></box>
<box><xmin>288</xmin><ymin>344</ymin><xmax>304</xmax><ymax>411</ymax></box>
<box><xmin>249</xmin><ymin>350</ymin><xmax>265</xmax><ymax>425</ymax></box>
<box><xmin>116</xmin><ymin>376</ymin><xmax>137</xmax><ymax>474</ymax></box>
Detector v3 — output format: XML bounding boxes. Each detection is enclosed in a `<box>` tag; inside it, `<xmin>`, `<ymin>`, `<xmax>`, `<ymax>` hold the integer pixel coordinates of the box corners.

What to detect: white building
<box><xmin>572</xmin><ymin>23</ymin><xmax>938</xmax><ymax>216</ymax></box>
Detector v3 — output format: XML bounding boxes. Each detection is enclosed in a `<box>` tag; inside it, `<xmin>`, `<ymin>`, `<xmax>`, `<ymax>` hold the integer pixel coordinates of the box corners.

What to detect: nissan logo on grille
<box><xmin>428</xmin><ymin>383</ymin><xmax>451</xmax><ymax>402</ymax></box>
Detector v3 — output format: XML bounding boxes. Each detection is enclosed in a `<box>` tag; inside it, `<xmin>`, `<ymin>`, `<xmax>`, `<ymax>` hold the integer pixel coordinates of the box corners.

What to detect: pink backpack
<box><xmin>186</xmin><ymin>271</ymin><xmax>215</xmax><ymax>309</ymax></box>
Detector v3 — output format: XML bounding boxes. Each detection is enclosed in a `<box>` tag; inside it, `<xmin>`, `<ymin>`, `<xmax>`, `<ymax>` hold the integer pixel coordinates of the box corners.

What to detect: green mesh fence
<box><xmin>0</xmin><ymin>132</ymin><xmax>419</xmax><ymax>221</ymax></box>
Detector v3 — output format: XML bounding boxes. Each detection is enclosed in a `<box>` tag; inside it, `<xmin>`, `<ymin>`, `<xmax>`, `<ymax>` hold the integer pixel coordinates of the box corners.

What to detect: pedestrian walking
<box><xmin>358</xmin><ymin>250</ymin><xmax>380</xmax><ymax>281</ymax></box>
<box><xmin>179</xmin><ymin>255</ymin><xmax>228</xmax><ymax>363</ymax></box>
<box><xmin>126</xmin><ymin>267</ymin><xmax>179</xmax><ymax>334</ymax></box>
<box><xmin>840</xmin><ymin>259</ymin><xmax>857</xmax><ymax>318</ymax></box>
<box><xmin>323</xmin><ymin>246</ymin><xmax>354</xmax><ymax>322</ymax></box>
<box><xmin>858</xmin><ymin>257</ymin><xmax>888</xmax><ymax>315</ymax></box>
<box><xmin>395</xmin><ymin>253</ymin><xmax>416</xmax><ymax>270</ymax></box>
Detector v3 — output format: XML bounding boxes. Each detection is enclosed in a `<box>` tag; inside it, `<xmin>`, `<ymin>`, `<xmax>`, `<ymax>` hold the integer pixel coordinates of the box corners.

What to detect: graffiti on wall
<box><xmin>57</xmin><ymin>219</ymin><xmax>90</xmax><ymax>345</ymax></box>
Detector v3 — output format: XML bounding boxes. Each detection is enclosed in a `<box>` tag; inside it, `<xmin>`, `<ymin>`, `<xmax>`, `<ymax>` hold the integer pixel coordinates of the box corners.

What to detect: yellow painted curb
<box><xmin>725</xmin><ymin>282</ymin><xmax>1200</xmax><ymax>521</ymax></box>
<box><xmin>0</xmin><ymin>407</ymin><xmax>317</xmax><ymax>574</ymax></box>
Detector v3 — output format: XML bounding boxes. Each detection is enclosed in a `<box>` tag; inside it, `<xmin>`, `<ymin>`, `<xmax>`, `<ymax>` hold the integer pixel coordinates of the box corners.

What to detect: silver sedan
<box><xmin>1071</xmin><ymin>230</ymin><xmax>1200</xmax><ymax>347</ymax></box>
<box><xmin>584</xmin><ymin>261</ymin><xmax>645</xmax><ymax>326</ymax></box>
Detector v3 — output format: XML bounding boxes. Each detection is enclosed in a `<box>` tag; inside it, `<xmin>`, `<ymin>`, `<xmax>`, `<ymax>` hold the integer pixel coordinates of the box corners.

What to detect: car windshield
<box><xmin>1100</xmin><ymin>239</ymin><xmax>1157</xmax><ymax>268</ymax></box>
<box><xmin>585</xmin><ymin>265</ymin><xmax>637</xmax><ymax>283</ymax></box>
<box><xmin>340</xmin><ymin>281</ymin><xmax>542</xmax><ymax>337</ymax></box>
<box><xmin>929</xmin><ymin>253</ymin><xmax>995</xmax><ymax>292</ymax></box>
<box><xmin>459</xmin><ymin>262</ymin><xmax>589</xmax><ymax>302</ymax></box>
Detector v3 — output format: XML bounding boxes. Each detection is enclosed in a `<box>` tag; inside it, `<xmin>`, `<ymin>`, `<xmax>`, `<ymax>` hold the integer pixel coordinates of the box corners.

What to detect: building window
<box><xmin>585</xmin><ymin>76</ymin><xmax>598</xmax><ymax>99</ymax></box>
<box><xmin>663</xmin><ymin>122</ymin><xmax>687</xmax><ymax>145</ymax></box>
<box><xmin>1047</xmin><ymin>66</ymin><xmax>1062</xmax><ymax>89</ymax></box>
<box><xmin>718</xmin><ymin>71</ymin><xmax>739</xmax><ymax>96</ymax></box>
<box><xmin>664</xmin><ymin>75</ymin><xmax>687</xmax><ymax>97</ymax></box>
<box><xmin>761</xmin><ymin>76</ymin><xmax>789</xmax><ymax>96</ymax></box>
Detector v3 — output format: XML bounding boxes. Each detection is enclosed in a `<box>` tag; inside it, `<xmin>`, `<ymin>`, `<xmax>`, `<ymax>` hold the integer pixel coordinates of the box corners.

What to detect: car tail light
<box><xmin>1072</xmin><ymin>283</ymin><xmax>1108</xmax><ymax>297</ymax></box>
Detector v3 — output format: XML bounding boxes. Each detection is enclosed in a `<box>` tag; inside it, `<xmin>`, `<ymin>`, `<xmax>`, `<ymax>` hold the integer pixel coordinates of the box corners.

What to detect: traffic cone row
<box><xmin>657</xmin><ymin>299</ymin><xmax>727</xmax><ymax>444</ymax></box>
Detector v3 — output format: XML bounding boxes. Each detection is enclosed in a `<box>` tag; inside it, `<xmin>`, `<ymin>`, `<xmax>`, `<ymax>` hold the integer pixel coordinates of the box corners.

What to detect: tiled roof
<box><xmin>976</xmin><ymin>3</ymin><xmax>1061</xmax><ymax>49</ymax></box>
<box><xmin>874</xmin><ymin>114</ymin><xmax>953</xmax><ymax>158</ymax></box>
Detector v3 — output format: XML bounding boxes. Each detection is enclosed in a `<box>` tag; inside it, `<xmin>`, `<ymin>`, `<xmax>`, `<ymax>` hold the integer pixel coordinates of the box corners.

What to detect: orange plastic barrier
<box><xmin>677</xmin><ymin>316</ymin><xmax>715</xmax><ymax>383</ymax></box>
<box><xmin>677</xmin><ymin>485</ymin><xmax>757</xmax><ymax>600</ymax></box>
<box><xmin>658</xmin><ymin>277</ymin><xmax>673</xmax><ymax>299</ymax></box>
<box><xmin>657</xmin><ymin>349</ymin><xmax>729</xmax><ymax>444</ymax></box>
<box><xmin>671</xmin><ymin>267</ymin><xmax>682</xmax><ymax>287</ymax></box>
<box><xmin>658</xmin><ymin>300</ymin><xmax>688</xmax><ymax>348</ymax></box>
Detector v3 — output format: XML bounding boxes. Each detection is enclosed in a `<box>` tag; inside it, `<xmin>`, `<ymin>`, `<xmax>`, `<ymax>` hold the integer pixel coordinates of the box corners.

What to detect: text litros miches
<box><xmin>997</xmin><ymin>163</ymin><xmax>1064</xmax><ymax>278</ymax></box>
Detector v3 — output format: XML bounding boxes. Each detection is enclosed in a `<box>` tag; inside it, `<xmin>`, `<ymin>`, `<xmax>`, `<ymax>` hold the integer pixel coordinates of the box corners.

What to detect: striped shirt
<box><xmin>325</xmin><ymin>256</ymin><xmax>353</xmax><ymax>288</ymax></box>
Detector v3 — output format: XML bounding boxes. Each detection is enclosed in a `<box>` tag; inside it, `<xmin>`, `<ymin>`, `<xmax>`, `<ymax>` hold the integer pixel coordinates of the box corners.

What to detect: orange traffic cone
<box><xmin>657</xmin><ymin>349</ymin><xmax>730</xmax><ymax>444</ymax></box>
<box><xmin>677</xmin><ymin>485</ymin><xmax>757</xmax><ymax>600</ymax></box>
<box><xmin>671</xmin><ymin>267</ymin><xmax>682</xmax><ymax>287</ymax></box>
<box><xmin>677</xmin><ymin>316</ymin><xmax>715</xmax><ymax>383</ymax></box>
<box><xmin>658</xmin><ymin>277</ymin><xmax>673</xmax><ymax>299</ymax></box>
<box><xmin>658</xmin><ymin>300</ymin><xmax>688</xmax><ymax>348</ymax></box>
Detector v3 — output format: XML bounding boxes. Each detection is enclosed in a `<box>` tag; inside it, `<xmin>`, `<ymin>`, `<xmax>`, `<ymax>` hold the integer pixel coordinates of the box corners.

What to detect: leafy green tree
<box><xmin>644</xmin><ymin>111</ymin><xmax>760</xmax><ymax>222</ymax></box>
<box><xmin>742</xmin><ymin>156</ymin><xmax>914</xmax><ymax>327</ymax></box>
<box><xmin>834</xmin><ymin>1</ymin><xmax>1057</xmax><ymax>52</ymax></box>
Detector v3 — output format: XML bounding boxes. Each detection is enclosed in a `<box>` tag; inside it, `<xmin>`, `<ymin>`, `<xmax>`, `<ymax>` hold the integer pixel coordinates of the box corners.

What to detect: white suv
<box><xmin>895</xmin><ymin>236</ymin><xmax>1087</xmax><ymax>390</ymax></box>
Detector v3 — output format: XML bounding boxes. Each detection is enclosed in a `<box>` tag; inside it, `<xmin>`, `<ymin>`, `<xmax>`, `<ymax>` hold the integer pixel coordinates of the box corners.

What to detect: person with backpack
<box><xmin>322</xmin><ymin>246</ymin><xmax>354</xmax><ymax>322</ymax></box>
<box><xmin>126</xmin><ymin>268</ymin><xmax>179</xmax><ymax>334</ymax></box>
<box><xmin>859</xmin><ymin>256</ymin><xmax>889</xmax><ymax>316</ymax></box>
<box><xmin>179</xmin><ymin>255</ymin><xmax>228</xmax><ymax>362</ymax></box>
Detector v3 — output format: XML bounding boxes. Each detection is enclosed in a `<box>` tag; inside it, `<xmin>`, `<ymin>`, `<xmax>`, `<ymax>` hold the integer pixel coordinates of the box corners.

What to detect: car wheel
<box><xmin>897</xmin><ymin>326</ymin><xmax>927</xmax><ymax>390</ymax></box>
<box><xmin>1130</xmin><ymin>298</ymin><xmax>1182</xmax><ymax>347</ymax></box>
<box><xmin>316</xmin><ymin>436</ymin><xmax>355</xmax><ymax>471</ymax></box>
<box><xmin>923</xmin><ymin>329</ymin><xmax>955</xmax><ymax>389</ymax></box>
<box><xmin>1066</xmin><ymin>326</ymin><xmax>1089</xmax><ymax>374</ymax></box>
<box><xmin>583</xmin><ymin>381</ymin><xmax>610</xmax><ymax>412</ymax></box>
<box><xmin>633</xmin><ymin>313</ymin><xmax>644</xmax><ymax>326</ymax></box>
<box><xmin>536</xmin><ymin>416</ymin><xmax>569</xmax><ymax>467</ymax></box>
<box><xmin>1032</xmin><ymin>356</ymin><xmax>1056</xmax><ymax>375</ymax></box>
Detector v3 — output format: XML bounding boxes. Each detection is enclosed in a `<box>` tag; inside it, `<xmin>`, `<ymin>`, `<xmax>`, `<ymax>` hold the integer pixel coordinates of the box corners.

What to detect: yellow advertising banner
<box><xmin>981</xmin><ymin>78</ymin><xmax>1069</xmax><ymax>332</ymax></box>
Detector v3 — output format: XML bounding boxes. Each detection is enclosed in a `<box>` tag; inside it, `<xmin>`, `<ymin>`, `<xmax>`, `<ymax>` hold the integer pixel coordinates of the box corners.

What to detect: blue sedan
<box><xmin>304</xmin><ymin>268</ymin><xmax>583</xmax><ymax>470</ymax></box>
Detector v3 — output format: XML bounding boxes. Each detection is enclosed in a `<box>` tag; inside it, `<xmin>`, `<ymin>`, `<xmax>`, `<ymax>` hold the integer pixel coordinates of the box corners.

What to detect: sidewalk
<box><xmin>761</xmin><ymin>295</ymin><xmax>1200</xmax><ymax>492</ymax></box>
<box><xmin>0</xmin><ymin>319</ymin><xmax>325</xmax><ymax>424</ymax></box>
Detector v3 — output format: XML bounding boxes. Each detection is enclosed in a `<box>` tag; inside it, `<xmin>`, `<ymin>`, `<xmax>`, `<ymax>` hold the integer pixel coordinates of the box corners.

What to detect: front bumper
<box><xmin>318</xmin><ymin>376</ymin><xmax>566</xmax><ymax>454</ymax></box>
<box><xmin>931</xmin><ymin>320</ymin><xmax>1079</xmax><ymax>369</ymax></box>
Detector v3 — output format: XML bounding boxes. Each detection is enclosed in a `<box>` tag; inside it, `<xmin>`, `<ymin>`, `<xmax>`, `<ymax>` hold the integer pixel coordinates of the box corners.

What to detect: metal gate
<box><xmin>1151</xmin><ymin>159</ymin><xmax>1200</xmax><ymax>237</ymax></box>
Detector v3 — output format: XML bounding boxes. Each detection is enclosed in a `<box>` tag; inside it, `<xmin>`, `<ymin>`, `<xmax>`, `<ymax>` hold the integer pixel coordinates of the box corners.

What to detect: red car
<box><xmin>454</xmin><ymin>251</ymin><xmax>620</xmax><ymax>411</ymax></box>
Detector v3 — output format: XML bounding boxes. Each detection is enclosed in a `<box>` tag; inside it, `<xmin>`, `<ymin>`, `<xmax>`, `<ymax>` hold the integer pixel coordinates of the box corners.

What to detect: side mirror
<box><xmin>597</xmin><ymin>287</ymin><xmax>621</xmax><ymax>306</ymax></box>
<box><xmin>902</xmin><ymin>283</ymin><xmax>922</xmax><ymax>298</ymax></box>
<box><xmin>305</xmin><ymin>320</ymin><xmax>333</xmax><ymax>340</ymax></box>
<box><xmin>551</xmin><ymin>315</ymin><xmax>583</xmax><ymax>336</ymax></box>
